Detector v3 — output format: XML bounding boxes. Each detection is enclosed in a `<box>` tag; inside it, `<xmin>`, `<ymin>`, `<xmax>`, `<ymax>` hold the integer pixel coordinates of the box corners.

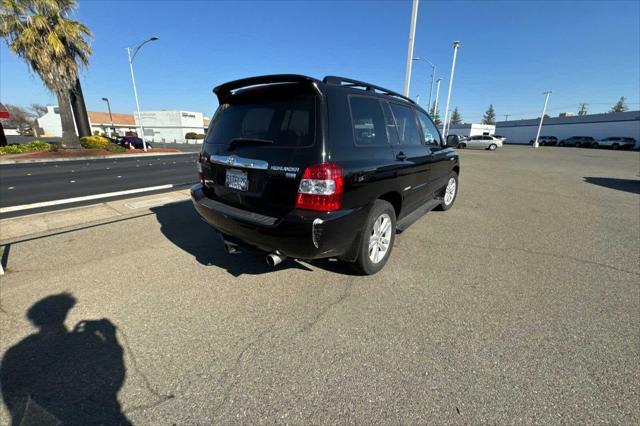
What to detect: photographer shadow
<box><xmin>1</xmin><ymin>293</ymin><xmax>130</xmax><ymax>425</ymax></box>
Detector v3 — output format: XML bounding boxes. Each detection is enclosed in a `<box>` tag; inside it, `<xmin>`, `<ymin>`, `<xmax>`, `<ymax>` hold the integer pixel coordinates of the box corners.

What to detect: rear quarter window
<box><xmin>348</xmin><ymin>96</ymin><xmax>388</xmax><ymax>146</ymax></box>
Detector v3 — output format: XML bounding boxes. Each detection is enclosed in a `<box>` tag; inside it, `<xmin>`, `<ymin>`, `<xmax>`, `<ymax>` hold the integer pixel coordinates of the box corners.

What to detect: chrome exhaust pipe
<box><xmin>266</xmin><ymin>253</ymin><xmax>285</xmax><ymax>267</ymax></box>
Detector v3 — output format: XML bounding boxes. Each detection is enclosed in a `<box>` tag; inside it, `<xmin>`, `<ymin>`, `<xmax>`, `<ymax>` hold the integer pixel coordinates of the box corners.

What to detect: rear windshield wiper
<box><xmin>227</xmin><ymin>137</ymin><xmax>274</xmax><ymax>151</ymax></box>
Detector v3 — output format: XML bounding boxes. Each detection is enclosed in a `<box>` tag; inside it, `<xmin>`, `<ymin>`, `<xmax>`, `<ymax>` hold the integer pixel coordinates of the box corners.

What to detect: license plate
<box><xmin>225</xmin><ymin>169</ymin><xmax>248</xmax><ymax>191</ymax></box>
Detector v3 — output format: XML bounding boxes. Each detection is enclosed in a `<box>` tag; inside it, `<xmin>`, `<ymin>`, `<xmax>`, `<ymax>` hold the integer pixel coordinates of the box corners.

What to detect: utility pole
<box><xmin>504</xmin><ymin>114</ymin><xmax>510</xmax><ymax>121</ymax></box>
<box><xmin>442</xmin><ymin>41</ymin><xmax>460</xmax><ymax>138</ymax></box>
<box><xmin>403</xmin><ymin>0</ymin><xmax>420</xmax><ymax>97</ymax></box>
<box><xmin>433</xmin><ymin>78</ymin><xmax>441</xmax><ymax>118</ymax></box>
<box><xmin>533</xmin><ymin>91</ymin><xmax>552</xmax><ymax>148</ymax></box>
<box><xmin>578</xmin><ymin>103</ymin><xmax>588</xmax><ymax>116</ymax></box>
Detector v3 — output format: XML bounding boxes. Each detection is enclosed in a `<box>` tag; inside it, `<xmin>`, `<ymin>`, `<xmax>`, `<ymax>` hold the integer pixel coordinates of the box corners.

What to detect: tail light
<box><xmin>295</xmin><ymin>163</ymin><xmax>344</xmax><ymax>212</ymax></box>
<box><xmin>197</xmin><ymin>153</ymin><xmax>204</xmax><ymax>184</ymax></box>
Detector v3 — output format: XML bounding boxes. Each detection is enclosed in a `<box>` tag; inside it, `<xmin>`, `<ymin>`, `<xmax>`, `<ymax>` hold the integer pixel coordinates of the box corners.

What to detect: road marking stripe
<box><xmin>0</xmin><ymin>184</ymin><xmax>174</xmax><ymax>214</ymax></box>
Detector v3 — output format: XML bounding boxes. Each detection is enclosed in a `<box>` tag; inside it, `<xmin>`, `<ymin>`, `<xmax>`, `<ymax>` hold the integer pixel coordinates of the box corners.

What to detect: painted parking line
<box><xmin>0</xmin><ymin>184</ymin><xmax>175</xmax><ymax>214</ymax></box>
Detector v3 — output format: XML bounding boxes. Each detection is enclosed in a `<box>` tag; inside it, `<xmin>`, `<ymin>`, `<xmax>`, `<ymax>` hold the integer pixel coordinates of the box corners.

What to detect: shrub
<box><xmin>26</xmin><ymin>141</ymin><xmax>50</xmax><ymax>151</ymax></box>
<box><xmin>80</xmin><ymin>135</ymin><xmax>110</xmax><ymax>149</ymax></box>
<box><xmin>0</xmin><ymin>140</ymin><xmax>51</xmax><ymax>156</ymax></box>
<box><xmin>104</xmin><ymin>144</ymin><xmax>126</xmax><ymax>153</ymax></box>
<box><xmin>185</xmin><ymin>132</ymin><xmax>198</xmax><ymax>140</ymax></box>
<box><xmin>49</xmin><ymin>142</ymin><xmax>63</xmax><ymax>152</ymax></box>
<box><xmin>0</xmin><ymin>145</ymin><xmax>26</xmax><ymax>155</ymax></box>
<box><xmin>195</xmin><ymin>133</ymin><xmax>205</xmax><ymax>139</ymax></box>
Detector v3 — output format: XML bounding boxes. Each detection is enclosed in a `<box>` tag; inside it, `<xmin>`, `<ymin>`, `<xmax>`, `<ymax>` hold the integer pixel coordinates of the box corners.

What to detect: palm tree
<box><xmin>1</xmin><ymin>0</ymin><xmax>92</xmax><ymax>148</ymax></box>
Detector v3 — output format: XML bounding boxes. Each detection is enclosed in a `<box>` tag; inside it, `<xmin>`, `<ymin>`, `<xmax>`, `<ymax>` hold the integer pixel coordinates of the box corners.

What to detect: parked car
<box><xmin>115</xmin><ymin>136</ymin><xmax>152</xmax><ymax>149</ymax></box>
<box><xmin>558</xmin><ymin>136</ymin><xmax>595</xmax><ymax>147</ymax></box>
<box><xmin>191</xmin><ymin>74</ymin><xmax>461</xmax><ymax>275</ymax></box>
<box><xmin>493</xmin><ymin>134</ymin><xmax>507</xmax><ymax>143</ymax></box>
<box><xmin>593</xmin><ymin>137</ymin><xmax>637</xmax><ymax>150</ymax></box>
<box><xmin>457</xmin><ymin>135</ymin><xmax>502</xmax><ymax>150</ymax></box>
<box><xmin>529</xmin><ymin>136</ymin><xmax>558</xmax><ymax>146</ymax></box>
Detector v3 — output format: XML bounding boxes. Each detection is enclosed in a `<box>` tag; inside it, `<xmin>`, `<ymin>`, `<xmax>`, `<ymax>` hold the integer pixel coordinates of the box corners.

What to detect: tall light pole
<box><xmin>433</xmin><ymin>78</ymin><xmax>442</xmax><ymax>119</ymax></box>
<box><xmin>533</xmin><ymin>91</ymin><xmax>552</xmax><ymax>148</ymax></box>
<box><xmin>403</xmin><ymin>0</ymin><xmax>420</xmax><ymax>97</ymax></box>
<box><xmin>101</xmin><ymin>97</ymin><xmax>115</xmax><ymax>135</ymax></box>
<box><xmin>413</xmin><ymin>56</ymin><xmax>436</xmax><ymax>110</ymax></box>
<box><xmin>442</xmin><ymin>41</ymin><xmax>460</xmax><ymax>138</ymax></box>
<box><xmin>127</xmin><ymin>36</ymin><xmax>159</xmax><ymax>152</ymax></box>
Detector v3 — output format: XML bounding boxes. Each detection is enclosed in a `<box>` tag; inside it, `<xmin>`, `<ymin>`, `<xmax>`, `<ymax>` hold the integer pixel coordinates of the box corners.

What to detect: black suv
<box><xmin>191</xmin><ymin>75</ymin><xmax>460</xmax><ymax>274</ymax></box>
<box><xmin>558</xmin><ymin>136</ymin><xmax>595</xmax><ymax>147</ymax></box>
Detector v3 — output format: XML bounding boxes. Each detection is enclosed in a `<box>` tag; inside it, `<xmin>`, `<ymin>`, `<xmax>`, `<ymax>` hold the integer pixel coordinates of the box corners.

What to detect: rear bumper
<box><xmin>190</xmin><ymin>183</ymin><xmax>367</xmax><ymax>260</ymax></box>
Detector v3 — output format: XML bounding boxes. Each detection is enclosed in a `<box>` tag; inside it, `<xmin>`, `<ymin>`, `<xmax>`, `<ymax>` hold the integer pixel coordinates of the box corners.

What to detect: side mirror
<box><xmin>445</xmin><ymin>134</ymin><xmax>459</xmax><ymax>148</ymax></box>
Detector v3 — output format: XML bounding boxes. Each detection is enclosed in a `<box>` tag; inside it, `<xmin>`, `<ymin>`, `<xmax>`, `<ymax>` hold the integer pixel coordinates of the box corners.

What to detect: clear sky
<box><xmin>1</xmin><ymin>0</ymin><xmax>639</xmax><ymax>122</ymax></box>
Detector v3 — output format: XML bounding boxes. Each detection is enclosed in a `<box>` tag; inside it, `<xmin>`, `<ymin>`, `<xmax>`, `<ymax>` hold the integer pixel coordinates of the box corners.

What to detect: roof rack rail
<box><xmin>214</xmin><ymin>74</ymin><xmax>320</xmax><ymax>101</ymax></box>
<box><xmin>323</xmin><ymin>76</ymin><xmax>415</xmax><ymax>105</ymax></box>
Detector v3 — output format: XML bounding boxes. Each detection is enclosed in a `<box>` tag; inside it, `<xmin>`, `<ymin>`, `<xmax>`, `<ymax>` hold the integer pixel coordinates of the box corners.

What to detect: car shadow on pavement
<box><xmin>583</xmin><ymin>177</ymin><xmax>640</xmax><ymax>194</ymax></box>
<box><xmin>0</xmin><ymin>293</ymin><xmax>131</xmax><ymax>425</ymax></box>
<box><xmin>151</xmin><ymin>200</ymin><xmax>359</xmax><ymax>277</ymax></box>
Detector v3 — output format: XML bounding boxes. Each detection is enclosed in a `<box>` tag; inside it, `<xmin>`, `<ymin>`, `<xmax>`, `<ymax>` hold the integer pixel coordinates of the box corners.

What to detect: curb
<box><xmin>0</xmin><ymin>151</ymin><xmax>197</xmax><ymax>165</ymax></box>
<box><xmin>0</xmin><ymin>188</ymin><xmax>191</xmax><ymax>244</ymax></box>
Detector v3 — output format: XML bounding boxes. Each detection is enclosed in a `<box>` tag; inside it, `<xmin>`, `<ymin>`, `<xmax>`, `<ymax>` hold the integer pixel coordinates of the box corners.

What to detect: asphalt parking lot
<box><xmin>0</xmin><ymin>146</ymin><xmax>638</xmax><ymax>424</ymax></box>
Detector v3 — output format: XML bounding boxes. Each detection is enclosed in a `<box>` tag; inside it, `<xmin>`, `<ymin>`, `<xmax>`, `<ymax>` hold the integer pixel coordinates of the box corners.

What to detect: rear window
<box><xmin>205</xmin><ymin>95</ymin><xmax>315</xmax><ymax>147</ymax></box>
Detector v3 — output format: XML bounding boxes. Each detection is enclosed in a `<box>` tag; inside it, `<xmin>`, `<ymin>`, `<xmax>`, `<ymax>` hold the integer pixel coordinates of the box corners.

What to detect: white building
<box><xmin>495</xmin><ymin>111</ymin><xmax>640</xmax><ymax>147</ymax></box>
<box><xmin>135</xmin><ymin>110</ymin><xmax>206</xmax><ymax>142</ymax></box>
<box><xmin>442</xmin><ymin>123</ymin><xmax>496</xmax><ymax>138</ymax></box>
<box><xmin>36</xmin><ymin>106</ymin><xmax>208</xmax><ymax>142</ymax></box>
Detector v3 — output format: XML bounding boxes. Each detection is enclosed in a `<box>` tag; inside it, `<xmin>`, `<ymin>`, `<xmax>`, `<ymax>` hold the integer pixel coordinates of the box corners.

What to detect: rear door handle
<box><xmin>396</xmin><ymin>152</ymin><xmax>407</xmax><ymax>161</ymax></box>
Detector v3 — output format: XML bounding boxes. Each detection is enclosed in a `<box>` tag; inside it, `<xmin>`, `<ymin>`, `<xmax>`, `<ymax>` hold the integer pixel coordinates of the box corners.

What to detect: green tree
<box><xmin>610</xmin><ymin>97</ymin><xmax>628</xmax><ymax>113</ymax></box>
<box><xmin>450</xmin><ymin>107</ymin><xmax>462</xmax><ymax>124</ymax></box>
<box><xmin>1</xmin><ymin>0</ymin><xmax>92</xmax><ymax>148</ymax></box>
<box><xmin>482</xmin><ymin>104</ymin><xmax>496</xmax><ymax>124</ymax></box>
<box><xmin>429</xmin><ymin>101</ymin><xmax>441</xmax><ymax>125</ymax></box>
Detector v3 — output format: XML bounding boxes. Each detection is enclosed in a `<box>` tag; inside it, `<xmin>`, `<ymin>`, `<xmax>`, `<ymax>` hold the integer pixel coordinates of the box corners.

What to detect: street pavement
<box><xmin>0</xmin><ymin>146</ymin><xmax>638</xmax><ymax>424</ymax></box>
<box><xmin>0</xmin><ymin>153</ymin><xmax>198</xmax><ymax>217</ymax></box>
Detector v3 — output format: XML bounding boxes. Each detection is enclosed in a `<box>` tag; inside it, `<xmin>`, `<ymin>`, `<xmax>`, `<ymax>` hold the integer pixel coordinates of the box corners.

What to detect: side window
<box><xmin>417</xmin><ymin>111</ymin><xmax>442</xmax><ymax>148</ymax></box>
<box><xmin>389</xmin><ymin>103</ymin><xmax>422</xmax><ymax>145</ymax></box>
<box><xmin>349</xmin><ymin>97</ymin><xmax>388</xmax><ymax>146</ymax></box>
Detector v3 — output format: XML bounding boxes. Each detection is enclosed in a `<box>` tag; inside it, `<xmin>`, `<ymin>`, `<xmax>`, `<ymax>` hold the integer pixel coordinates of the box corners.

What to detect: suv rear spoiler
<box><xmin>214</xmin><ymin>74</ymin><xmax>322</xmax><ymax>102</ymax></box>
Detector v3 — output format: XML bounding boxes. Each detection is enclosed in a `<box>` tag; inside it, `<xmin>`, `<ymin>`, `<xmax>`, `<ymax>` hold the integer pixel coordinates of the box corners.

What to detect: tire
<box><xmin>436</xmin><ymin>171</ymin><xmax>459</xmax><ymax>211</ymax></box>
<box><xmin>351</xmin><ymin>200</ymin><xmax>396</xmax><ymax>275</ymax></box>
<box><xmin>612</xmin><ymin>143</ymin><xmax>619</xmax><ymax>150</ymax></box>
<box><xmin>558</xmin><ymin>141</ymin><xmax>565</xmax><ymax>146</ymax></box>
<box><xmin>575</xmin><ymin>142</ymin><xmax>581</xmax><ymax>148</ymax></box>
<box><xmin>488</xmin><ymin>144</ymin><xmax>497</xmax><ymax>151</ymax></box>
<box><xmin>458</xmin><ymin>143</ymin><xmax>466</xmax><ymax>149</ymax></box>
<box><xmin>591</xmin><ymin>142</ymin><xmax>599</xmax><ymax>149</ymax></box>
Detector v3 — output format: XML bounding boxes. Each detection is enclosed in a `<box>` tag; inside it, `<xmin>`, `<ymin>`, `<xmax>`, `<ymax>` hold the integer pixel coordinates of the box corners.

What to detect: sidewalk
<box><xmin>0</xmin><ymin>189</ymin><xmax>191</xmax><ymax>243</ymax></box>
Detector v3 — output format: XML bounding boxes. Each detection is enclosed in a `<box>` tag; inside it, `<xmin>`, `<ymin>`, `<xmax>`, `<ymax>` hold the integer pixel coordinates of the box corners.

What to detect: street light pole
<box><xmin>433</xmin><ymin>78</ymin><xmax>442</xmax><ymax>119</ymax></box>
<box><xmin>101</xmin><ymin>97</ymin><xmax>115</xmax><ymax>135</ymax></box>
<box><xmin>442</xmin><ymin>41</ymin><xmax>460</xmax><ymax>138</ymax></box>
<box><xmin>413</xmin><ymin>57</ymin><xmax>436</xmax><ymax>111</ymax></box>
<box><xmin>126</xmin><ymin>36</ymin><xmax>158</xmax><ymax>152</ymax></box>
<box><xmin>403</xmin><ymin>0</ymin><xmax>420</xmax><ymax>97</ymax></box>
<box><xmin>533</xmin><ymin>91</ymin><xmax>552</xmax><ymax>149</ymax></box>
